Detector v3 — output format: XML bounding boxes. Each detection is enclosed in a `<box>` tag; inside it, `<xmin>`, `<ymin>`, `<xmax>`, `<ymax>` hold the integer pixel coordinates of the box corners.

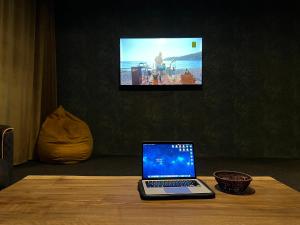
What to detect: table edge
<box><xmin>23</xmin><ymin>175</ymin><xmax>276</xmax><ymax>181</ymax></box>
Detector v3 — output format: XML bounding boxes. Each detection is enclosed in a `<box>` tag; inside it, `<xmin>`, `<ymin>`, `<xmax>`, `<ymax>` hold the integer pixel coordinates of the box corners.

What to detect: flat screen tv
<box><xmin>119</xmin><ymin>37</ymin><xmax>202</xmax><ymax>90</ymax></box>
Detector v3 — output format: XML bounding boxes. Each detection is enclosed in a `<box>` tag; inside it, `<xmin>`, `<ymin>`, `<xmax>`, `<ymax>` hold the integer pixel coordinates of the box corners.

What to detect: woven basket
<box><xmin>213</xmin><ymin>170</ymin><xmax>252</xmax><ymax>194</ymax></box>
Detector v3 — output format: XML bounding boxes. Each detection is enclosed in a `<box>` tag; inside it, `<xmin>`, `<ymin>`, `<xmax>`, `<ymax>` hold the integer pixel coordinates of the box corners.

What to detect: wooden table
<box><xmin>0</xmin><ymin>176</ymin><xmax>299</xmax><ymax>225</ymax></box>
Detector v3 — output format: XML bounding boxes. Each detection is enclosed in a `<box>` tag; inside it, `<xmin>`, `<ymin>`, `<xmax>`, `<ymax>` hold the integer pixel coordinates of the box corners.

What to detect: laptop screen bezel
<box><xmin>142</xmin><ymin>141</ymin><xmax>197</xmax><ymax>180</ymax></box>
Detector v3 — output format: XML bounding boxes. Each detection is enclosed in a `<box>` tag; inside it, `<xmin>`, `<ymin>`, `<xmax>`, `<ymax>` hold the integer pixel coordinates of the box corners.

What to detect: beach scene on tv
<box><xmin>120</xmin><ymin>38</ymin><xmax>202</xmax><ymax>85</ymax></box>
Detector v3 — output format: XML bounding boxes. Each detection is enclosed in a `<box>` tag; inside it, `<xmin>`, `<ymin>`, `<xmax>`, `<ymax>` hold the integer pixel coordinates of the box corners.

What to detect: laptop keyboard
<box><xmin>145</xmin><ymin>180</ymin><xmax>199</xmax><ymax>188</ymax></box>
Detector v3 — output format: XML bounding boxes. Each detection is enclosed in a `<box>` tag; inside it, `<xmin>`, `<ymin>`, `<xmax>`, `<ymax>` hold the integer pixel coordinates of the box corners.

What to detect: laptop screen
<box><xmin>142</xmin><ymin>142</ymin><xmax>196</xmax><ymax>179</ymax></box>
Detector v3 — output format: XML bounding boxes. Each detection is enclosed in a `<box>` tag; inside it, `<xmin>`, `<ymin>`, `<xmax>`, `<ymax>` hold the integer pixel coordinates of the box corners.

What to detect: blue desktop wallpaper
<box><xmin>143</xmin><ymin>143</ymin><xmax>195</xmax><ymax>179</ymax></box>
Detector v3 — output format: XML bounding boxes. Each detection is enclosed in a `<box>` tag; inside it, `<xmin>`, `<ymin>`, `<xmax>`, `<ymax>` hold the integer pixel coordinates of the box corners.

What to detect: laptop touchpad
<box><xmin>164</xmin><ymin>187</ymin><xmax>191</xmax><ymax>194</ymax></box>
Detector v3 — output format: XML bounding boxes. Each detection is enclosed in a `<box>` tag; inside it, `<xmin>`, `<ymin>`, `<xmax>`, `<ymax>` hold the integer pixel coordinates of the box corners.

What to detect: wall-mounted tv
<box><xmin>120</xmin><ymin>37</ymin><xmax>202</xmax><ymax>90</ymax></box>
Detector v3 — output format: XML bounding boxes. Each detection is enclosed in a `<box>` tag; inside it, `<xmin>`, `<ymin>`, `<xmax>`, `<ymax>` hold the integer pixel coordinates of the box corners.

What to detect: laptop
<box><xmin>138</xmin><ymin>142</ymin><xmax>215</xmax><ymax>200</ymax></box>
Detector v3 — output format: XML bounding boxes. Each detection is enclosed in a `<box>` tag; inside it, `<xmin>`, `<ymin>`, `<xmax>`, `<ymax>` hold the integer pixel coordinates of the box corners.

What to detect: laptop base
<box><xmin>137</xmin><ymin>179</ymin><xmax>215</xmax><ymax>200</ymax></box>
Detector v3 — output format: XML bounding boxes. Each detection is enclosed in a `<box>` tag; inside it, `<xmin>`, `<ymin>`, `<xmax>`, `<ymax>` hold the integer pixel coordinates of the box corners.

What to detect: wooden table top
<box><xmin>0</xmin><ymin>176</ymin><xmax>299</xmax><ymax>225</ymax></box>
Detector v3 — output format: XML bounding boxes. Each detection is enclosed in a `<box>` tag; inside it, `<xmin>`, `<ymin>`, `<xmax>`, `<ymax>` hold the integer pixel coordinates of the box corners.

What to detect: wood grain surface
<box><xmin>0</xmin><ymin>176</ymin><xmax>299</xmax><ymax>225</ymax></box>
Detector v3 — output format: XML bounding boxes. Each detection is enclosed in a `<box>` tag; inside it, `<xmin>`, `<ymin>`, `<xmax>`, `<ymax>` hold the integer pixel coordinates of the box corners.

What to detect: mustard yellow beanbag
<box><xmin>37</xmin><ymin>106</ymin><xmax>93</xmax><ymax>164</ymax></box>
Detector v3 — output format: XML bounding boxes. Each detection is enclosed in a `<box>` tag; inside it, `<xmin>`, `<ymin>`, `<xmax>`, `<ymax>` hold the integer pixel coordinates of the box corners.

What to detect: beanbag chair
<box><xmin>37</xmin><ymin>106</ymin><xmax>93</xmax><ymax>164</ymax></box>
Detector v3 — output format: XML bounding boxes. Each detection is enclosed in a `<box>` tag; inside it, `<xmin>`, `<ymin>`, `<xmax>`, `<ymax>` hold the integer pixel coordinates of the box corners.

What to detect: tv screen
<box><xmin>120</xmin><ymin>38</ymin><xmax>202</xmax><ymax>89</ymax></box>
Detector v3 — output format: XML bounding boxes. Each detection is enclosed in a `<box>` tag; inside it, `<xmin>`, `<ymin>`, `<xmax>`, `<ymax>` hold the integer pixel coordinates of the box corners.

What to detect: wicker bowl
<box><xmin>213</xmin><ymin>170</ymin><xmax>252</xmax><ymax>194</ymax></box>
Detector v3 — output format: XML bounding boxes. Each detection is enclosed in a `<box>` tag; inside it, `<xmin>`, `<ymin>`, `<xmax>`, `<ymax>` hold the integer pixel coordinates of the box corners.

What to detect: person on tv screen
<box><xmin>155</xmin><ymin>51</ymin><xmax>163</xmax><ymax>70</ymax></box>
<box><xmin>155</xmin><ymin>52</ymin><xmax>165</xmax><ymax>82</ymax></box>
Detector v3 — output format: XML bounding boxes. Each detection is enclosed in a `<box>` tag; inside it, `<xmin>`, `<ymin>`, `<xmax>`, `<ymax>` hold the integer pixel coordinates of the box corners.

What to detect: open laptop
<box><xmin>138</xmin><ymin>142</ymin><xmax>215</xmax><ymax>199</ymax></box>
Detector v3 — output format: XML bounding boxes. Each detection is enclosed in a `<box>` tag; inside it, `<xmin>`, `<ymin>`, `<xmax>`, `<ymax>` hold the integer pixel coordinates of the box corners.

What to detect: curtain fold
<box><xmin>35</xmin><ymin>0</ymin><xmax>57</xmax><ymax>124</ymax></box>
<box><xmin>0</xmin><ymin>0</ymin><xmax>57</xmax><ymax>165</ymax></box>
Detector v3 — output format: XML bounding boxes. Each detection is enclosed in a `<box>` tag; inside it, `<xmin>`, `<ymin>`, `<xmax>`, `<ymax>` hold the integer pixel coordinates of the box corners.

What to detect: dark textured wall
<box><xmin>56</xmin><ymin>1</ymin><xmax>299</xmax><ymax>158</ymax></box>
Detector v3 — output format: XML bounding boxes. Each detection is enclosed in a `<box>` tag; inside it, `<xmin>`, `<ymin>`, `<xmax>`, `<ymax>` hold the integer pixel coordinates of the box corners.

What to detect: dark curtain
<box><xmin>0</xmin><ymin>0</ymin><xmax>57</xmax><ymax>164</ymax></box>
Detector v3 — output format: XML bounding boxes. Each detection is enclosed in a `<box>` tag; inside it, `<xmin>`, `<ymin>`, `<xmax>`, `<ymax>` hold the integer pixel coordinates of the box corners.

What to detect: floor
<box><xmin>12</xmin><ymin>156</ymin><xmax>300</xmax><ymax>191</ymax></box>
